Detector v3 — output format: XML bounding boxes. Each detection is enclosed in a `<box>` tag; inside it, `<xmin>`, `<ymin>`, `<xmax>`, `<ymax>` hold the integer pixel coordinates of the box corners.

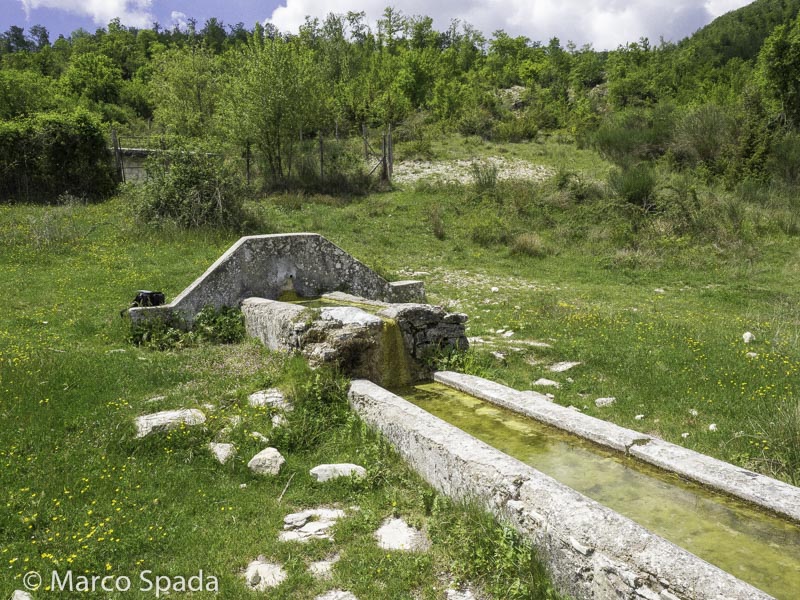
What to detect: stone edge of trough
<box><xmin>348</xmin><ymin>379</ymin><xmax>772</xmax><ymax>600</ymax></box>
<box><xmin>434</xmin><ymin>371</ymin><xmax>800</xmax><ymax>524</ymax></box>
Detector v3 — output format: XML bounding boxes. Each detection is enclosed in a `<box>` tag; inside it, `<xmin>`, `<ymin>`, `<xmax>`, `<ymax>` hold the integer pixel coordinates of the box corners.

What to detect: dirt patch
<box><xmin>393</xmin><ymin>157</ymin><xmax>554</xmax><ymax>185</ymax></box>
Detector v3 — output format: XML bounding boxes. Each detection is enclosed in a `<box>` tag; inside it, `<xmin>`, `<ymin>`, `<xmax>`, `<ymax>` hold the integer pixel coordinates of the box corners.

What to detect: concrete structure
<box><xmin>241</xmin><ymin>295</ymin><xmax>468</xmax><ymax>386</ymax></box>
<box><xmin>435</xmin><ymin>371</ymin><xmax>800</xmax><ymax>523</ymax></box>
<box><xmin>348</xmin><ymin>379</ymin><xmax>773</xmax><ymax>600</ymax></box>
<box><xmin>129</xmin><ymin>234</ymin><xmax>425</xmax><ymax>326</ymax></box>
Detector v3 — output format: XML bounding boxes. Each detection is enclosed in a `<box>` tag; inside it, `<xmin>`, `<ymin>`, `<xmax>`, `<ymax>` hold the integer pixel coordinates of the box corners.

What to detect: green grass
<box><xmin>2</xmin><ymin>133</ymin><xmax>800</xmax><ymax>598</ymax></box>
<box><xmin>0</xmin><ymin>199</ymin><xmax>561</xmax><ymax>599</ymax></box>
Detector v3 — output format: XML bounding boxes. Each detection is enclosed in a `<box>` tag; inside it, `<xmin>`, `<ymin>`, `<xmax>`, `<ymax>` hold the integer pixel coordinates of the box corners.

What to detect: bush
<box><xmin>471</xmin><ymin>161</ymin><xmax>499</xmax><ymax>194</ymax></box>
<box><xmin>128</xmin><ymin>305</ymin><xmax>245</xmax><ymax>350</ymax></box>
<box><xmin>0</xmin><ymin>109</ymin><xmax>117</xmax><ymax>203</ymax></box>
<box><xmin>132</xmin><ymin>146</ymin><xmax>248</xmax><ymax>228</ymax></box>
<box><xmin>767</xmin><ymin>132</ymin><xmax>800</xmax><ymax>186</ymax></box>
<box><xmin>470</xmin><ymin>214</ymin><xmax>510</xmax><ymax>247</ymax></box>
<box><xmin>591</xmin><ymin>104</ymin><xmax>675</xmax><ymax>166</ymax></box>
<box><xmin>608</xmin><ymin>163</ymin><xmax>658</xmax><ymax>211</ymax></box>
<box><xmin>512</xmin><ymin>232</ymin><xmax>550</xmax><ymax>257</ymax></box>
<box><xmin>670</xmin><ymin>104</ymin><xmax>735</xmax><ymax>174</ymax></box>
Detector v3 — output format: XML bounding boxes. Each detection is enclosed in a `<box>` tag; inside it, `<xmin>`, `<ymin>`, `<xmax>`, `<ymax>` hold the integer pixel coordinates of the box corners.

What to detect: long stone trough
<box><xmin>348</xmin><ymin>377</ymin><xmax>796</xmax><ymax>600</ymax></box>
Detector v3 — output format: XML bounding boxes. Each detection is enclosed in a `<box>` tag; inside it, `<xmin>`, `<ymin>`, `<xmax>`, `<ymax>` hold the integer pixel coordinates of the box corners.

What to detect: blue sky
<box><xmin>3</xmin><ymin>0</ymin><xmax>754</xmax><ymax>49</ymax></box>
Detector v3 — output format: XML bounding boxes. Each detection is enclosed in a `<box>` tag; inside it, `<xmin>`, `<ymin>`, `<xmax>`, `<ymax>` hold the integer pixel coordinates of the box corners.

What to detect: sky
<box><xmin>3</xmin><ymin>0</ymin><xmax>755</xmax><ymax>49</ymax></box>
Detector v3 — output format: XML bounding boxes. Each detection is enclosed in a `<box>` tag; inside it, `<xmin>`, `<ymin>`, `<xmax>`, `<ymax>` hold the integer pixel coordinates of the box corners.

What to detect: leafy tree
<box><xmin>759</xmin><ymin>14</ymin><xmax>800</xmax><ymax>125</ymax></box>
<box><xmin>0</xmin><ymin>69</ymin><xmax>55</xmax><ymax>119</ymax></box>
<box><xmin>60</xmin><ymin>52</ymin><xmax>123</xmax><ymax>104</ymax></box>
<box><xmin>222</xmin><ymin>33</ymin><xmax>325</xmax><ymax>183</ymax></box>
<box><xmin>149</xmin><ymin>45</ymin><xmax>222</xmax><ymax>137</ymax></box>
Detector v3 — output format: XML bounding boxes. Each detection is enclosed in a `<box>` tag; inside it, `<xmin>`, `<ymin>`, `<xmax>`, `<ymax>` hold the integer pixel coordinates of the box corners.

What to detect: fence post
<box><xmin>245</xmin><ymin>142</ymin><xmax>251</xmax><ymax>185</ymax></box>
<box><xmin>381</xmin><ymin>134</ymin><xmax>389</xmax><ymax>183</ymax></box>
<box><xmin>387</xmin><ymin>123</ymin><xmax>393</xmax><ymax>180</ymax></box>
<box><xmin>111</xmin><ymin>128</ymin><xmax>125</xmax><ymax>183</ymax></box>
<box><xmin>318</xmin><ymin>132</ymin><xmax>324</xmax><ymax>181</ymax></box>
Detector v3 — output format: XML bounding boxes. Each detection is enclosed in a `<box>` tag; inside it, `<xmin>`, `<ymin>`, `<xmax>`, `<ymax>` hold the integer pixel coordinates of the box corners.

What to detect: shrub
<box><xmin>0</xmin><ymin>109</ymin><xmax>117</xmax><ymax>203</ymax></box>
<box><xmin>608</xmin><ymin>163</ymin><xmax>658</xmax><ymax>211</ymax></box>
<box><xmin>512</xmin><ymin>232</ymin><xmax>550</xmax><ymax>257</ymax></box>
<box><xmin>670</xmin><ymin>104</ymin><xmax>735</xmax><ymax>173</ymax></box>
<box><xmin>128</xmin><ymin>305</ymin><xmax>245</xmax><ymax>350</ymax></box>
<box><xmin>428</xmin><ymin>204</ymin><xmax>446</xmax><ymax>240</ymax></box>
<box><xmin>767</xmin><ymin>132</ymin><xmax>800</xmax><ymax>186</ymax></box>
<box><xmin>591</xmin><ymin>104</ymin><xmax>675</xmax><ymax>166</ymax></box>
<box><xmin>470</xmin><ymin>214</ymin><xmax>510</xmax><ymax>247</ymax></box>
<box><xmin>192</xmin><ymin>305</ymin><xmax>245</xmax><ymax>344</ymax></box>
<box><xmin>133</xmin><ymin>146</ymin><xmax>248</xmax><ymax>228</ymax></box>
<box><xmin>471</xmin><ymin>161</ymin><xmax>499</xmax><ymax>194</ymax></box>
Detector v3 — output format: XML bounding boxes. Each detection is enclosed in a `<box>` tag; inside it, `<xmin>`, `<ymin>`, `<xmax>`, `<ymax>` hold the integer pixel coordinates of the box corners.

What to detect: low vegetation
<box><xmin>4</xmin><ymin>2</ymin><xmax>800</xmax><ymax>597</ymax></box>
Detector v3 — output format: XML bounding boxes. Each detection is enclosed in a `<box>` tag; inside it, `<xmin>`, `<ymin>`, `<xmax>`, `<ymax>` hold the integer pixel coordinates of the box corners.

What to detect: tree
<box><xmin>149</xmin><ymin>45</ymin><xmax>222</xmax><ymax>137</ymax></box>
<box><xmin>222</xmin><ymin>34</ymin><xmax>325</xmax><ymax>183</ymax></box>
<box><xmin>60</xmin><ymin>52</ymin><xmax>123</xmax><ymax>104</ymax></box>
<box><xmin>759</xmin><ymin>15</ymin><xmax>800</xmax><ymax>126</ymax></box>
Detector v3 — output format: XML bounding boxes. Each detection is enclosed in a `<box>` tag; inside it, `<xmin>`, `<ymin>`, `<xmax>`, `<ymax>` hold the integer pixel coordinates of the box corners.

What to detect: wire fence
<box><xmin>111</xmin><ymin>126</ymin><xmax>395</xmax><ymax>188</ymax></box>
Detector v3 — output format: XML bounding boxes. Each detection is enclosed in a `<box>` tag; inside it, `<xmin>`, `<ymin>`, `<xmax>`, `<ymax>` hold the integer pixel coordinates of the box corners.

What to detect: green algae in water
<box><xmin>379</xmin><ymin>318</ymin><xmax>414</xmax><ymax>390</ymax></box>
<box><xmin>402</xmin><ymin>382</ymin><xmax>800</xmax><ymax>600</ymax></box>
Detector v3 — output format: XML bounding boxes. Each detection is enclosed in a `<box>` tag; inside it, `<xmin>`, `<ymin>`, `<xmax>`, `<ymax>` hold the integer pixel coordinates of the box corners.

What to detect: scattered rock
<box><xmin>248</xmin><ymin>388</ymin><xmax>292</xmax><ymax>410</ymax></box>
<box><xmin>595</xmin><ymin>397</ymin><xmax>616</xmax><ymax>408</ymax></box>
<box><xmin>545</xmin><ymin>393</ymin><xmax>555</xmax><ymax>401</ymax></box>
<box><xmin>208</xmin><ymin>442</ymin><xmax>236</xmax><ymax>464</ymax></box>
<box><xmin>502</xmin><ymin>330</ymin><xmax>515</xmax><ymax>338</ymax></box>
<box><xmin>446</xmin><ymin>588</ymin><xmax>477</xmax><ymax>600</ymax></box>
<box><xmin>374</xmin><ymin>517</ymin><xmax>431</xmax><ymax>552</ymax></box>
<box><xmin>634</xmin><ymin>414</ymin><xmax>645</xmax><ymax>420</ymax></box>
<box><xmin>271</xmin><ymin>414</ymin><xmax>288</xmax><ymax>428</ymax></box>
<box><xmin>280</xmin><ymin>508</ymin><xmax>347</xmax><ymax>543</ymax></box>
<box><xmin>654</xmin><ymin>288</ymin><xmax>666</xmax><ymax>294</ymax></box>
<box><xmin>250</xmin><ymin>431</ymin><xmax>268</xmax><ymax>443</ymax></box>
<box><xmin>708</xmin><ymin>423</ymin><xmax>718</xmax><ymax>432</ymax></box>
<box><xmin>532</xmin><ymin>378</ymin><xmax>560</xmax><ymax>388</ymax></box>
<box><xmin>490</xmin><ymin>351</ymin><xmax>506</xmax><ymax>361</ymax></box>
<box><xmin>247</xmin><ymin>447</ymin><xmax>285</xmax><ymax>475</ymax></box>
<box><xmin>549</xmin><ymin>361</ymin><xmax>581</xmax><ymax>373</ymax></box>
<box><xmin>743</xmin><ymin>331</ymin><xmax>755</xmax><ymax>344</ymax></box>
<box><xmin>314</xmin><ymin>591</ymin><xmax>358</xmax><ymax>600</ymax></box>
<box><xmin>681</xmin><ymin>432</ymin><xmax>690</xmax><ymax>439</ymax></box>
<box><xmin>689</xmin><ymin>409</ymin><xmax>698</xmax><ymax>417</ymax></box>
<box><xmin>490</xmin><ymin>287</ymin><xmax>499</xmax><ymax>293</ymax></box>
<box><xmin>144</xmin><ymin>395</ymin><xmax>166</xmax><ymax>404</ymax></box>
<box><xmin>134</xmin><ymin>408</ymin><xmax>206</xmax><ymax>438</ymax></box>
<box><xmin>746</xmin><ymin>352</ymin><xmax>758</xmax><ymax>359</ymax></box>
<box><xmin>308</xmin><ymin>553</ymin><xmax>340</xmax><ymax>580</ymax></box>
<box><xmin>242</xmin><ymin>558</ymin><xmax>287</xmax><ymax>591</ymax></box>
<box><xmin>239</xmin><ymin>483</ymin><xmax>247</xmax><ymax>489</ymax></box>
<box><xmin>310</xmin><ymin>463</ymin><xmax>367</xmax><ymax>482</ymax></box>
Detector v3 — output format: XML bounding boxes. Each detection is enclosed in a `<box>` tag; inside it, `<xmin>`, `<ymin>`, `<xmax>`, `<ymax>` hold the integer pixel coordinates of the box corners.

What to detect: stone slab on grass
<box><xmin>247</xmin><ymin>447</ymin><xmax>285</xmax><ymax>475</ymax></box>
<box><xmin>248</xmin><ymin>388</ymin><xmax>292</xmax><ymax>410</ymax></box>
<box><xmin>280</xmin><ymin>508</ymin><xmax>347</xmax><ymax>543</ymax></box>
<box><xmin>242</xmin><ymin>559</ymin><xmax>287</xmax><ymax>591</ymax></box>
<box><xmin>374</xmin><ymin>517</ymin><xmax>431</xmax><ymax>552</ymax></box>
<box><xmin>208</xmin><ymin>442</ymin><xmax>236</xmax><ymax>464</ymax></box>
<box><xmin>314</xmin><ymin>591</ymin><xmax>358</xmax><ymax>600</ymax></box>
<box><xmin>135</xmin><ymin>408</ymin><xmax>206</xmax><ymax>438</ymax></box>
<box><xmin>310</xmin><ymin>463</ymin><xmax>367</xmax><ymax>482</ymax></box>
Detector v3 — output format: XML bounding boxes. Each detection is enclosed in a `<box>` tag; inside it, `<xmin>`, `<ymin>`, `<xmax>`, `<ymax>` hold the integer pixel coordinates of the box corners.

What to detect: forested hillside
<box><xmin>3</xmin><ymin>0</ymin><xmax>800</xmax><ymax>204</ymax></box>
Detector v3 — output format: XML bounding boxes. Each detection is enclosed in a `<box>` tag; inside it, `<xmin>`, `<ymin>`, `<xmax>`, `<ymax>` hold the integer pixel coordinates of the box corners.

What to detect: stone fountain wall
<box><xmin>128</xmin><ymin>233</ymin><xmax>425</xmax><ymax>327</ymax></box>
<box><xmin>242</xmin><ymin>293</ymin><xmax>468</xmax><ymax>387</ymax></box>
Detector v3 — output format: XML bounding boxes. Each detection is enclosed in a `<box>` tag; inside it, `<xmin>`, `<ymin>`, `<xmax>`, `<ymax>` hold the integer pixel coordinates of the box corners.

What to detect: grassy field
<box><xmin>2</xmin><ymin>134</ymin><xmax>799</xmax><ymax>598</ymax></box>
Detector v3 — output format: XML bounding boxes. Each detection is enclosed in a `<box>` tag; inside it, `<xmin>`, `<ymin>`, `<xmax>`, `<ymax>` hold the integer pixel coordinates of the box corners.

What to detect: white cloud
<box><xmin>171</xmin><ymin>10</ymin><xmax>188</xmax><ymax>30</ymax></box>
<box><xmin>266</xmin><ymin>0</ymin><xmax>755</xmax><ymax>49</ymax></box>
<box><xmin>20</xmin><ymin>0</ymin><xmax>154</xmax><ymax>28</ymax></box>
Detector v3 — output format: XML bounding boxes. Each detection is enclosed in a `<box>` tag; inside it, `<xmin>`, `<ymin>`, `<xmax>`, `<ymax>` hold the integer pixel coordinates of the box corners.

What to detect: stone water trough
<box><xmin>129</xmin><ymin>233</ymin><xmax>468</xmax><ymax>385</ymax></box>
